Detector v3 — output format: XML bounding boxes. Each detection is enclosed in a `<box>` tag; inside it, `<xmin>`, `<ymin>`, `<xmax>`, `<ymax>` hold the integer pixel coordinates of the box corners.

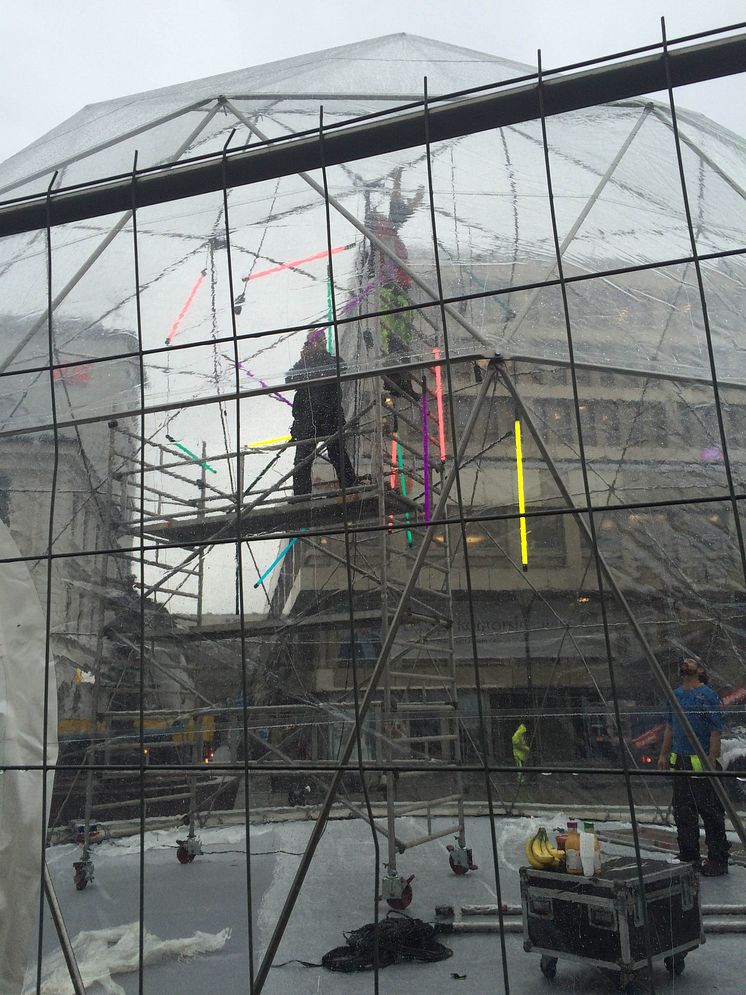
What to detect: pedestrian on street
<box><xmin>657</xmin><ymin>654</ymin><xmax>730</xmax><ymax>875</ymax></box>
<box><xmin>512</xmin><ymin>719</ymin><xmax>530</xmax><ymax>786</ymax></box>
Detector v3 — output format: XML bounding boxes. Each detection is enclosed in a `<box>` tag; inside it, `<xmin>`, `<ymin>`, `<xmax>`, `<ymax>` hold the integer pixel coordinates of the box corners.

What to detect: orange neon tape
<box><xmin>432</xmin><ymin>347</ymin><xmax>446</xmax><ymax>463</ymax></box>
<box><xmin>245</xmin><ymin>245</ymin><xmax>348</xmax><ymax>283</ymax></box>
<box><xmin>166</xmin><ymin>271</ymin><xmax>205</xmax><ymax>343</ymax></box>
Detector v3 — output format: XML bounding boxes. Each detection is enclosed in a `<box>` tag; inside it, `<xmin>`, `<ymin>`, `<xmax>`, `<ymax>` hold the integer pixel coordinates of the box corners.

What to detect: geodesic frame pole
<box><xmin>498</xmin><ymin>364</ymin><xmax>746</xmax><ymax>853</ymax></box>
<box><xmin>222</xmin><ymin>99</ymin><xmax>498</xmax><ymax>353</ymax></box>
<box><xmin>44</xmin><ymin>862</ymin><xmax>87</xmax><ymax>995</ymax></box>
<box><xmin>0</xmin><ymin>104</ymin><xmax>222</xmax><ymax>378</ymax></box>
<box><xmin>252</xmin><ymin>359</ymin><xmax>499</xmax><ymax>992</ymax></box>
<box><xmin>500</xmin><ymin>101</ymin><xmax>653</xmax><ymax>350</ymax></box>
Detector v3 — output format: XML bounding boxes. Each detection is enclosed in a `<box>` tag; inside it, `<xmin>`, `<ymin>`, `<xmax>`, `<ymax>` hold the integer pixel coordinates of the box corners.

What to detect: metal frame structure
<box><xmin>3</xmin><ymin>22</ymin><xmax>746</xmax><ymax>995</ymax></box>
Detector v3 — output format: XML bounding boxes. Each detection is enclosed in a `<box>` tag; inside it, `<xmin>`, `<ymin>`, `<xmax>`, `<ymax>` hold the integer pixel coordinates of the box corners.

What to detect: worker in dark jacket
<box><xmin>657</xmin><ymin>654</ymin><xmax>730</xmax><ymax>875</ymax></box>
<box><xmin>286</xmin><ymin>330</ymin><xmax>356</xmax><ymax>497</ymax></box>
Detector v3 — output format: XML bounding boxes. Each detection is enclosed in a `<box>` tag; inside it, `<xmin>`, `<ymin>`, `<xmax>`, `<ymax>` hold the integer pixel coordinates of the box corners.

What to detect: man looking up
<box><xmin>657</xmin><ymin>655</ymin><xmax>729</xmax><ymax>875</ymax></box>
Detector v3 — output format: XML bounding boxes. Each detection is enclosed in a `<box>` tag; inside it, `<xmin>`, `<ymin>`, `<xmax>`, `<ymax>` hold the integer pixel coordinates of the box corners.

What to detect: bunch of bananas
<box><xmin>524</xmin><ymin>827</ymin><xmax>564</xmax><ymax>869</ymax></box>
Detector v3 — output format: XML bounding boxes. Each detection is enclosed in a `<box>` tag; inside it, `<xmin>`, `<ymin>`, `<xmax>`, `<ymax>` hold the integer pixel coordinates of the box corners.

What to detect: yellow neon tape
<box><xmin>244</xmin><ymin>435</ymin><xmax>292</xmax><ymax>448</ymax></box>
<box><xmin>514</xmin><ymin>419</ymin><xmax>528</xmax><ymax>569</ymax></box>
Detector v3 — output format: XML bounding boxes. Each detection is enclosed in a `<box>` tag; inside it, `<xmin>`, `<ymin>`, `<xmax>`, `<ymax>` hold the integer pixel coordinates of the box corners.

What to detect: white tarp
<box><xmin>27</xmin><ymin>922</ymin><xmax>231</xmax><ymax>995</ymax></box>
<box><xmin>0</xmin><ymin>520</ymin><xmax>58</xmax><ymax>994</ymax></box>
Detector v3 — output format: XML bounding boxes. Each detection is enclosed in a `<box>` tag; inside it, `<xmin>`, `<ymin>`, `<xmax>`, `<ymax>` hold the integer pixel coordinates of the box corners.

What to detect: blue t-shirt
<box><xmin>665</xmin><ymin>685</ymin><xmax>722</xmax><ymax>755</ymax></box>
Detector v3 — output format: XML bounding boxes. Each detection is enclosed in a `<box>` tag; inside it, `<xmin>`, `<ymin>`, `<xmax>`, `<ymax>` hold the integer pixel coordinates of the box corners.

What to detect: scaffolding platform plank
<box><xmin>137</xmin><ymin>486</ymin><xmax>414</xmax><ymax>546</ymax></box>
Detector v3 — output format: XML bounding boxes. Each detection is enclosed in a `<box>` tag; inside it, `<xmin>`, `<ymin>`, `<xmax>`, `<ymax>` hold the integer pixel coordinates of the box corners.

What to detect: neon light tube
<box><xmin>422</xmin><ymin>381</ymin><xmax>430</xmax><ymax>522</ymax></box>
<box><xmin>432</xmin><ymin>347</ymin><xmax>446</xmax><ymax>463</ymax></box>
<box><xmin>514</xmin><ymin>419</ymin><xmax>528</xmax><ymax>571</ymax></box>
<box><xmin>395</xmin><ymin>433</ymin><xmax>413</xmax><ymax>547</ymax></box>
<box><xmin>244</xmin><ymin>435</ymin><xmax>292</xmax><ymax>448</ymax></box>
<box><xmin>312</xmin><ymin>271</ymin><xmax>388</xmax><ymax>343</ymax></box>
<box><xmin>244</xmin><ymin>244</ymin><xmax>350</xmax><ymax>283</ymax></box>
<box><xmin>253</xmin><ymin>535</ymin><xmax>300</xmax><ymax>588</ymax></box>
<box><xmin>326</xmin><ymin>272</ymin><xmax>334</xmax><ymax>354</ymax></box>
<box><xmin>390</xmin><ymin>436</ymin><xmax>398</xmax><ymax>490</ymax></box>
<box><xmin>165</xmin><ymin>435</ymin><xmax>216</xmax><ymax>474</ymax></box>
<box><xmin>230</xmin><ymin>355</ymin><xmax>293</xmax><ymax>408</ymax></box>
<box><xmin>166</xmin><ymin>270</ymin><xmax>206</xmax><ymax>344</ymax></box>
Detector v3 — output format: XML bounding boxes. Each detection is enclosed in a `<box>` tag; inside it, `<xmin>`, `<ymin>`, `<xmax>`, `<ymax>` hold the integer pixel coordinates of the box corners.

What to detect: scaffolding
<box><xmin>100</xmin><ymin>305</ymin><xmax>476</xmax><ymax>902</ymax></box>
<box><xmin>2</xmin><ymin>24</ymin><xmax>746</xmax><ymax>995</ymax></box>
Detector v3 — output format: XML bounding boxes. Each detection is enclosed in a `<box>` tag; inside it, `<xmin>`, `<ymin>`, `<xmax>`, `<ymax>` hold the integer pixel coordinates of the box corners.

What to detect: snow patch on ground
<box><xmin>24</xmin><ymin>922</ymin><xmax>230</xmax><ymax>995</ymax></box>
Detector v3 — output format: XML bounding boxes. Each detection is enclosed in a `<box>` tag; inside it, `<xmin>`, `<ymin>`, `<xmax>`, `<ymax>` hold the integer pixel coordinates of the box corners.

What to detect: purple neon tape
<box><xmin>422</xmin><ymin>381</ymin><xmax>430</xmax><ymax>523</ymax></box>
<box><xmin>229</xmin><ymin>355</ymin><xmax>293</xmax><ymax>408</ymax></box>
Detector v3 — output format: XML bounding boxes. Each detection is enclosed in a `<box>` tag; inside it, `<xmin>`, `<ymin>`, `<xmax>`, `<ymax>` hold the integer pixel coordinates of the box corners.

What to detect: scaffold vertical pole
<box><xmin>196</xmin><ymin>441</ymin><xmax>207</xmax><ymax>627</ymax></box>
<box><xmin>44</xmin><ymin>861</ymin><xmax>87</xmax><ymax>995</ymax></box>
<box><xmin>80</xmin><ymin>422</ymin><xmax>117</xmax><ymax>864</ymax></box>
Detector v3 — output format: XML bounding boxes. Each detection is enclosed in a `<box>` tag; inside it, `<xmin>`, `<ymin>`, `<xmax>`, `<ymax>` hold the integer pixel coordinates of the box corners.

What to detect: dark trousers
<box><xmin>671</xmin><ymin>755</ymin><xmax>729</xmax><ymax>863</ymax></box>
<box><xmin>292</xmin><ymin>433</ymin><xmax>356</xmax><ymax>496</ymax></box>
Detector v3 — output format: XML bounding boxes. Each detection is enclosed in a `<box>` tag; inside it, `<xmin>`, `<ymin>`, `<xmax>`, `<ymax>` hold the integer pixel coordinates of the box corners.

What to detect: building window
<box><xmin>537</xmin><ymin>399</ymin><xmax>574</xmax><ymax>446</ymax></box>
<box><xmin>528</xmin><ymin>511</ymin><xmax>567</xmax><ymax>568</ymax></box>
<box><xmin>595</xmin><ymin>400</ymin><xmax>619</xmax><ymax>447</ymax></box>
<box><xmin>527</xmin><ymin>476</ymin><xmax>567</xmax><ymax>568</ymax></box>
<box><xmin>338</xmin><ymin>630</ymin><xmax>382</xmax><ymax>662</ymax></box>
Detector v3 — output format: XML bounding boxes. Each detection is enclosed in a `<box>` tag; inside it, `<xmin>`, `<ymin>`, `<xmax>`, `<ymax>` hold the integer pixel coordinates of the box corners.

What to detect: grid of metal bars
<box><xmin>0</xmin><ymin>20</ymin><xmax>745</xmax><ymax>995</ymax></box>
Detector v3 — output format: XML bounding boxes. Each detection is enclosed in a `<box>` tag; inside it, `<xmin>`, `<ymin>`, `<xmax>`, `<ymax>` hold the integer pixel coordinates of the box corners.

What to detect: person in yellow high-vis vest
<box><xmin>657</xmin><ymin>655</ymin><xmax>729</xmax><ymax>876</ymax></box>
<box><xmin>512</xmin><ymin>720</ymin><xmax>530</xmax><ymax>786</ymax></box>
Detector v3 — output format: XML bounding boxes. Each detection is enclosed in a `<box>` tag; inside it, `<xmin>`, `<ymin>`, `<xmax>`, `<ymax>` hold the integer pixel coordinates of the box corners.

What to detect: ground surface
<box><xmin>31</xmin><ymin>814</ymin><xmax>746</xmax><ymax>994</ymax></box>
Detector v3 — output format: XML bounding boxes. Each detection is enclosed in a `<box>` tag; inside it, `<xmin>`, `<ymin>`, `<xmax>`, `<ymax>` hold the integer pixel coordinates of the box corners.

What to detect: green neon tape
<box><xmin>170</xmin><ymin>439</ymin><xmax>217</xmax><ymax>474</ymax></box>
<box><xmin>396</xmin><ymin>436</ymin><xmax>413</xmax><ymax>547</ymax></box>
<box><xmin>326</xmin><ymin>273</ymin><xmax>334</xmax><ymax>355</ymax></box>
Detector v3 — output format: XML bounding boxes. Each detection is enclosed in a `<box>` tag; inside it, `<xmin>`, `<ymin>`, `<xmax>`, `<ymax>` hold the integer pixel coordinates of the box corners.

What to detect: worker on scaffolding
<box><xmin>657</xmin><ymin>653</ymin><xmax>730</xmax><ymax>876</ymax></box>
<box><xmin>286</xmin><ymin>329</ymin><xmax>357</xmax><ymax>497</ymax></box>
<box><xmin>512</xmin><ymin>718</ymin><xmax>530</xmax><ymax>786</ymax></box>
<box><xmin>367</xmin><ymin>167</ymin><xmax>423</xmax><ymax>400</ymax></box>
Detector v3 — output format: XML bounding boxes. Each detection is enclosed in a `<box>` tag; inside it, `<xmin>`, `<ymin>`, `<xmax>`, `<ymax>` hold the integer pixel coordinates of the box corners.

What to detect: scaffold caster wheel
<box><xmin>387</xmin><ymin>881</ymin><xmax>413</xmax><ymax>910</ymax></box>
<box><xmin>540</xmin><ymin>955</ymin><xmax>557</xmax><ymax>979</ymax></box>
<box><xmin>664</xmin><ymin>955</ymin><xmax>686</xmax><ymax>976</ymax></box>
<box><xmin>73</xmin><ymin>859</ymin><xmax>93</xmax><ymax>891</ymax></box>
<box><xmin>449</xmin><ymin>853</ymin><xmax>469</xmax><ymax>875</ymax></box>
<box><xmin>176</xmin><ymin>836</ymin><xmax>202</xmax><ymax>864</ymax></box>
<box><xmin>447</xmin><ymin>840</ymin><xmax>478</xmax><ymax>875</ymax></box>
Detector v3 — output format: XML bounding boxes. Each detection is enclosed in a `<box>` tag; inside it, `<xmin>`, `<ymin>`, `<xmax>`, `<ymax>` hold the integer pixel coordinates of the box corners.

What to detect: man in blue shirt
<box><xmin>657</xmin><ymin>655</ymin><xmax>729</xmax><ymax>875</ymax></box>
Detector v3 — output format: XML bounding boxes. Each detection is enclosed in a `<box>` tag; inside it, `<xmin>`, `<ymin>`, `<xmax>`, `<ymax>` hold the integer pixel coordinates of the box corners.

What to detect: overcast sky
<box><xmin>1</xmin><ymin>0</ymin><xmax>745</xmax><ymax>166</ymax></box>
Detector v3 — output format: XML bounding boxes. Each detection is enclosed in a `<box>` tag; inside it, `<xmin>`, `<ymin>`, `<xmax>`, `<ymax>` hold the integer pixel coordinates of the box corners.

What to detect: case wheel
<box><xmin>176</xmin><ymin>844</ymin><xmax>195</xmax><ymax>864</ymax></box>
<box><xmin>386</xmin><ymin>882</ymin><xmax>413</xmax><ymax>910</ymax></box>
<box><xmin>664</xmin><ymin>954</ymin><xmax>686</xmax><ymax>976</ymax></box>
<box><xmin>449</xmin><ymin>852</ymin><xmax>469</xmax><ymax>875</ymax></box>
<box><xmin>540</xmin><ymin>955</ymin><xmax>557</xmax><ymax>979</ymax></box>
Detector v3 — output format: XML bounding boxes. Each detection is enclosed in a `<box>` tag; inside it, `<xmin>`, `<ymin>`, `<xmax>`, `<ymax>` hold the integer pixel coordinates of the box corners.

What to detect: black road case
<box><xmin>520</xmin><ymin>857</ymin><xmax>703</xmax><ymax>990</ymax></box>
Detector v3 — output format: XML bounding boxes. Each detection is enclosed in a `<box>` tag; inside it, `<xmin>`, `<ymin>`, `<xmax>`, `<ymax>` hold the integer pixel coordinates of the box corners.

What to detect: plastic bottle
<box><xmin>583</xmin><ymin>820</ymin><xmax>602</xmax><ymax>875</ymax></box>
<box><xmin>565</xmin><ymin>820</ymin><xmax>582</xmax><ymax>875</ymax></box>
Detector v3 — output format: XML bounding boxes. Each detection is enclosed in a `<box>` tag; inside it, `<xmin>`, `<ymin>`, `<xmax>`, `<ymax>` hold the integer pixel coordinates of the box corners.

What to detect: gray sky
<box><xmin>1</xmin><ymin>0</ymin><xmax>745</xmax><ymax>166</ymax></box>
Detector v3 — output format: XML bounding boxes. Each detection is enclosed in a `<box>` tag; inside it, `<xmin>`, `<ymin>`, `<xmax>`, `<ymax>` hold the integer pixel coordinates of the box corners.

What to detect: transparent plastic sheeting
<box><xmin>0</xmin><ymin>36</ymin><xmax>533</xmax><ymax>200</ymax></box>
<box><xmin>0</xmin><ymin>520</ymin><xmax>57</xmax><ymax>993</ymax></box>
<box><xmin>0</xmin><ymin>33</ymin><xmax>745</xmax><ymax>995</ymax></box>
<box><xmin>3</xmin><ymin>92</ymin><xmax>746</xmax><ymax>403</ymax></box>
